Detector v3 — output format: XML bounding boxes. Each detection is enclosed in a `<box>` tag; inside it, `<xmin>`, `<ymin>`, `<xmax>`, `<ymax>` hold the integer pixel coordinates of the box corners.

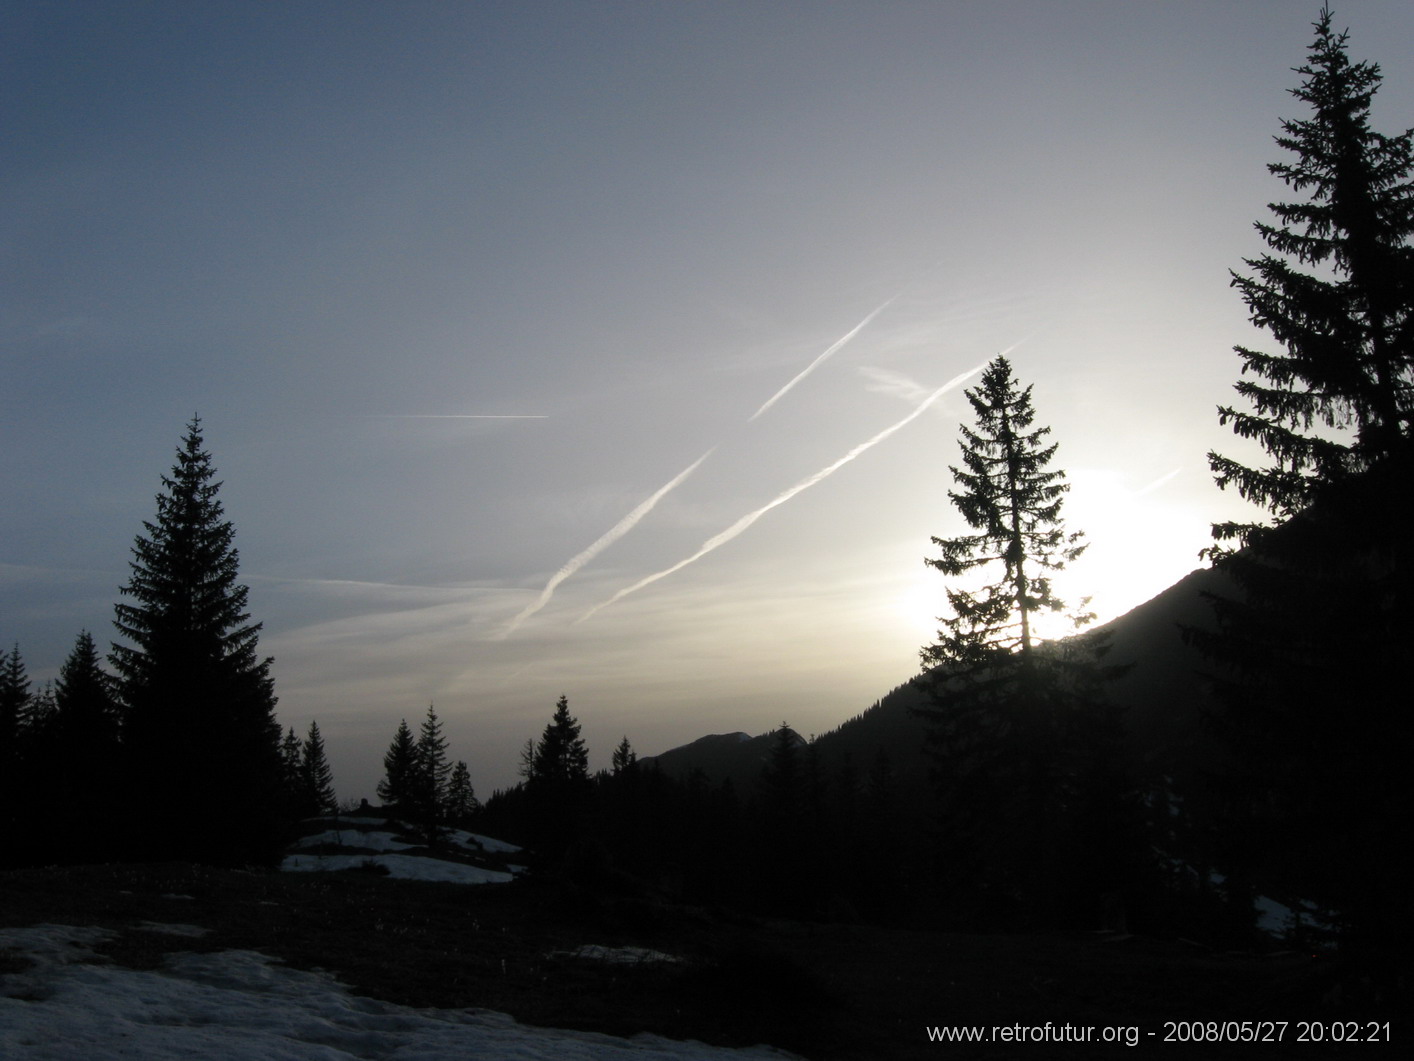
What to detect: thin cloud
<box><xmin>500</xmin><ymin>447</ymin><xmax>718</xmax><ymax>637</ymax></box>
<box><xmin>858</xmin><ymin>366</ymin><xmax>934</xmax><ymax>404</ymax></box>
<box><xmin>748</xmin><ymin>292</ymin><xmax>902</xmax><ymax>421</ymax></box>
<box><xmin>1134</xmin><ymin>467</ymin><xmax>1182</xmax><ymax>496</ymax></box>
<box><xmin>579</xmin><ymin>364</ymin><xmax>984</xmax><ymax>623</ymax></box>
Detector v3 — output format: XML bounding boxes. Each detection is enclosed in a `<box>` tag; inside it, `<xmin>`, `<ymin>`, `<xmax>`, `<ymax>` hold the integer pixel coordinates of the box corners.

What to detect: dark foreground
<box><xmin>0</xmin><ymin>864</ymin><xmax>1389</xmax><ymax>1058</ymax></box>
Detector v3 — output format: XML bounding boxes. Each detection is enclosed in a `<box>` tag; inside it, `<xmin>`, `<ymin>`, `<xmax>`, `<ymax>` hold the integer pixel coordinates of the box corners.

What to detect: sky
<box><xmin>6</xmin><ymin>1</ymin><xmax>1413</xmax><ymax>802</ymax></box>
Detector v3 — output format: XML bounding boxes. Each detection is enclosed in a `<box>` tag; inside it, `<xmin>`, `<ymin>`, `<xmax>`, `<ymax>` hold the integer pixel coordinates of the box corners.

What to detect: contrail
<box><xmin>579</xmin><ymin>363</ymin><xmax>984</xmax><ymax>622</ymax></box>
<box><xmin>370</xmin><ymin>414</ymin><xmax>548</xmax><ymax>419</ymax></box>
<box><xmin>748</xmin><ymin>292</ymin><xmax>903</xmax><ymax>421</ymax></box>
<box><xmin>499</xmin><ymin>447</ymin><xmax>717</xmax><ymax>637</ymax></box>
<box><xmin>1134</xmin><ymin>467</ymin><xmax>1182</xmax><ymax>496</ymax></box>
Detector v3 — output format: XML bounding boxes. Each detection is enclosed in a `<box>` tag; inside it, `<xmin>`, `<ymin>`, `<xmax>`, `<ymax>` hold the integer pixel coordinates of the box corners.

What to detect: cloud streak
<box><xmin>500</xmin><ymin>447</ymin><xmax>717</xmax><ymax>637</ymax></box>
<box><xmin>1134</xmin><ymin>467</ymin><xmax>1182</xmax><ymax>496</ymax></box>
<box><xmin>578</xmin><ymin>363</ymin><xmax>984</xmax><ymax>623</ymax></box>
<box><xmin>748</xmin><ymin>291</ymin><xmax>902</xmax><ymax>421</ymax></box>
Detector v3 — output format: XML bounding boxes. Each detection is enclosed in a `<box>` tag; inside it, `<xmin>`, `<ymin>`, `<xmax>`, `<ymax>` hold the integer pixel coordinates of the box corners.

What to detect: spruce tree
<box><xmin>446</xmin><ymin>760</ymin><xmax>478</xmax><ymax>825</ymax></box>
<box><xmin>1197</xmin><ymin>9</ymin><xmax>1414</xmax><ymax>975</ymax></box>
<box><xmin>610</xmin><ymin>735</ymin><xmax>637</xmax><ymax>775</ymax></box>
<box><xmin>298</xmin><ymin>720</ymin><xmax>337</xmax><ymax>817</ymax></box>
<box><xmin>110</xmin><ymin>417</ymin><xmax>283</xmax><ymax>864</ymax></box>
<box><xmin>0</xmin><ymin>643</ymin><xmax>29</xmax><ymax>782</ymax></box>
<box><xmin>525</xmin><ymin>695</ymin><xmax>590</xmax><ymax>858</ymax></box>
<box><xmin>0</xmin><ymin>645</ymin><xmax>33</xmax><ymax>867</ymax></box>
<box><xmin>410</xmin><ymin>704</ymin><xmax>451</xmax><ymax>840</ymax></box>
<box><xmin>49</xmin><ymin>631</ymin><xmax>121</xmax><ymax>859</ymax></box>
<box><xmin>759</xmin><ymin>722</ymin><xmax>801</xmax><ymax>824</ymax></box>
<box><xmin>529</xmin><ymin>695</ymin><xmax>589</xmax><ymax>789</ymax></box>
<box><xmin>54</xmin><ymin>632</ymin><xmax>118</xmax><ymax>751</ymax></box>
<box><xmin>1209</xmin><ymin>6</ymin><xmax>1413</xmax><ymax>540</ymax></box>
<box><xmin>916</xmin><ymin>356</ymin><xmax>1127</xmax><ymax>925</ymax></box>
<box><xmin>756</xmin><ymin>722</ymin><xmax>807</xmax><ymax>910</ymax></box>
<box><xmin>921</xmin><ymin>355</ymin><xmax>1089</xmax><ymax>671</ymax></box>
<box><xmin>280</xmin><ymin>726</ymin><xmax>303</xmax><ymax>798</ymax></box>
<box><xmin>22</xmin><ymin>683</ymin><xmax>58</xmax><ymax>747</ymax></box>
<box><xmin>377</xmin><ymin>718</ymin><xmax>417</xmax><ymax>809</ymax></box>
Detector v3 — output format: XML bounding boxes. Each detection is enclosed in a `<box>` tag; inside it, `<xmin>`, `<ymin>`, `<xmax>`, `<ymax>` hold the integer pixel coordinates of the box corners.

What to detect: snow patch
<box><xmin>294</xmin><ymin>829</ymin><xmax>416</xmax><ymax>852</ymax></box>
<box><xmin>133</xmin><ymin>923</ymin><xmax>210</xmax><ymax>938</ymax></box>
<box><xmin>281</xmin><ymin>853</ymin><xmax>514</xmax><ymax>885</ymax></box>
<box><xmin>0</xmin><ymin>924</ymin><xmax>797</xmax><ymax>1060</ymax></box>
<box><xmin>557</xmin><ymin>945</ymin><xmax>683</xmax><ymax>965</ymax></box>
<box><xmin>451</xmin><ymin>830</ymin><xmax>522</xmax><ymax>854</ymax></box>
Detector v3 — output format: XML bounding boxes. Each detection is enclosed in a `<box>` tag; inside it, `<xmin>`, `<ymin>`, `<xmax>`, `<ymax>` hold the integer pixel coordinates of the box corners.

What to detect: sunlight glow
<box><xmin>905</xmin><ymin>467</ymin><xmax>1207</xmax><ymax>648</ymax></box>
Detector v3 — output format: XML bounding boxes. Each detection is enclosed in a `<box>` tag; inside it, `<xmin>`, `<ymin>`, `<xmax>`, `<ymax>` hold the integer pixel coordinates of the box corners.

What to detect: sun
<box><xmin>899</xmin><ymin>467</ymin><xmax>1209</xmax><ymax>648</ymax></box>
<box><xmin>1042</xmin><ymin>467</ymin><xmax>1208</xmax><ymax>636</ymax></box>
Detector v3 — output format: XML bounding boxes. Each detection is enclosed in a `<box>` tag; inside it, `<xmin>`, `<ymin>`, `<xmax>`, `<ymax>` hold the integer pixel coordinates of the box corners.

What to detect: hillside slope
<box><xmin>642</xmin><ymin>567</ymin><xmax>1228</xmax><ymax>796</ymax></box>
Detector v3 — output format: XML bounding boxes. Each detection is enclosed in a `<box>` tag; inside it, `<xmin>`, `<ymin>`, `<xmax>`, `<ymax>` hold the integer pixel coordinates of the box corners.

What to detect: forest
<box><xmin>3</xmin><ymin>7</ymin><xmax>1410</xmax><ymax>1009</ymax></box>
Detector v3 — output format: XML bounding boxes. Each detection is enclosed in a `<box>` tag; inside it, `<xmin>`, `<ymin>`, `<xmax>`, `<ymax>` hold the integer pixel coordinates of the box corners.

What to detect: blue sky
<box><xmin>6</xmin><ymin>1</ymin><xmax>1412</xmax><ymax>800</ymax></box>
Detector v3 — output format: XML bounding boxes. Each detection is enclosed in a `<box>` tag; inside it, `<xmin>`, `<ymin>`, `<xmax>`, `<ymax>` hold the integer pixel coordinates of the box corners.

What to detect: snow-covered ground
<box><xmin>280</xmin><ymin>813</ymin><xmax>525</xmax><ymax>885</ymax></box>
<box><xmin>281</xmin><ymin>852</ymin><xmax>514</xmax><ymax>884</ymax></box>
<box><xmin>0</xmin><ymin>923</ymin><xmax>797</xmax><ymax>1060</ymax></box>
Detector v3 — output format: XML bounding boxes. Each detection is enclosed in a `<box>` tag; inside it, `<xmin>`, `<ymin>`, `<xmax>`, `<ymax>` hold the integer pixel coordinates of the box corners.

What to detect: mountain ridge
<box><xmin>640</xmin><ymin>566</ymin><xmax>1230</xmax><ymax>797</ymax></box>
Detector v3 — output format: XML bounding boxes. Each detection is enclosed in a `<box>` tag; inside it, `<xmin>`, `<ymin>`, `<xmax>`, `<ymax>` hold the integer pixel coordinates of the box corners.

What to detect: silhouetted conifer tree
<box><xmin>610</xmin><ymin>735</ymin><xmax>637</xmax><ymax>775</ymax></box>
<box><xmin>1</xmin><ymin>646</ymin><xmax>33</xmax><ymax>866</ymax></box>
<box><xmin>298</xmin><ymin>720</ymin><xmax>337</xmax><ymax>817</ymax></box>
<box><xmin>446</xmin><ymin>760</ymin><xmax>478</xmax><ymax>824</ymax></box>
<box><xmin>48</xmin><ymin>631</ymin><xmax>121</xmax><ymax>859</ymax></box>
<box><xmin>759</xmin><ymin>722</ymin><xmax>801</xmax><ymax>824</ymax></box>
<box><xmin>529</xmin><ymin>695</ymin><xmax>589</xmax><ymax>788</ymax></box>
<box><xmin>410</xmin><ymin>704</ymin><xmax>451</xmax><ymax>841</ymax></box>
<box><xmin>280</xmin><ymin>726</ymin><xmax>303</xmax><ymax>795</ymax></box>
<box><xmin>377</xmin><ymin>718</ymin><xmax>416</xmax><ymax>809</ymax></box>
<box><xmin>754</xmin><ymin>723</ymin><xmax>807</xmax><ymax>911</ymax></box>
<box><xmin>916</xmin><ymin>356</ymin><xmax>1129</xmax><ymax>925</ymax></box>
<box><xmin>22</xmin><ymin>683</ymin><xmax>57</xmax><ymax>743</ymax></box>
<box><xmin>1209</xmin><ymin>8</ymin><xmax>1413</xmax><ymax>534</ymax></box>
<box><xmin>110</xmin><ymin>417</ymin><xmax>283</xmax><ymax>864</ymax></box>
<box><xmin>0</xmin><ymin>643</ymin><xmax>29</xmax><ymax>784</ymax></box>
<box><xmin>525</xmin><ymin>695</ymin><xmax>590</xmax><ymax>859</ymax></box>
<box><xmin>1197</xmin><ymin>8</ymin><xmax>1414</xmax><ymax>978</ymax></box>
<box><xmin>54</xmin><ymin>632</ymin><xmax>118</xmax><ymax>752</ymax></box>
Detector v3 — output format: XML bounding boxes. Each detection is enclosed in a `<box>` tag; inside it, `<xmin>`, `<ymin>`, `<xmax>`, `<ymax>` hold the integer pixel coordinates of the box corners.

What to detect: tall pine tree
<box><xmin>524</xmin><ymin>695</ymin><xmax>590</xmax><ymax>859</ymax></box>
<box><xmin>446</xmin><ymin>760</ymin><xmax>478</xmax><ymax>825</ymax></box>
<box><xmin>610</xmin><ymin>736</ymin><xmax>637</xmax><ymax>775</ymax></box>
<box><xmin>529</xmin><ymin>695</ymin><xmax>589</xmax><ymax>789</ymax></box>
<box><xmin>47</xmin><ymin>631</ymin><xmax>121</xmax><ymax>860</ymax></box>
<box><xmin>110</xmin><ymin>417</ymin><xmax>283</xmax><ymax>864</ymax></box>
<box><xmin>1209</xmin><ymin>6</ymin><xmax>1413</xmax><ymax>536</ymax></box>
<box><xmin>0</xmin><ymin>644</ymin><xmax>32</xmax><ymax>867</ymax></box>
<box><xmin>298</xmin><ymin>720</ymin><xmax>337</xmax><ymax>817</ymax></box>
<box><xmin>916</xmin><ymin>356</ymin><xmax>1130</xmax><ymax>926</ymax></box>
<box><xmin>0</xmin><ymin>644</ymin><xmax>29</xmax><ymax>787</ymax></box>
<box><xmin>280</xmin><ymin>726</ymin><xmax>303</xmax><ymax>804</ymax></box>
<box><xmin>377</xmin><ymin>718</ymin><xmax>417</xmax><ymax>809</ymax></box>
<box><xmin>1197</xmin><ymin>8</ymin><xmax>1414</xmax><ymax>977</ymax></box>
<box><xmin>921</xmin><ymin>355</ymin><xmax>1089</xmax><ymax>670</ymax></box>
<box><xmin>410</xmin><ymin>704</ymin><xmax>451</xmax><ymax>841</ymax></box>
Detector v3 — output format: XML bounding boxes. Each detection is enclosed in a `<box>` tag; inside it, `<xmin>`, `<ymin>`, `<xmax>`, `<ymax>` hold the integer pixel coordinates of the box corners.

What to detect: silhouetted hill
<box><xmin>1094</xmin><ymin>565</ymin><xmax>1231</xmax><ymax>779</ymax></box>
<box><xmin>643</xmin><ymin>567</ymin><xmax>1230</xmax><ymax>796</ymax></box>
<box><xmin>639</xmin><ymin>729</ymin><xmax>803</xmax><ymax>794</ymax></box>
